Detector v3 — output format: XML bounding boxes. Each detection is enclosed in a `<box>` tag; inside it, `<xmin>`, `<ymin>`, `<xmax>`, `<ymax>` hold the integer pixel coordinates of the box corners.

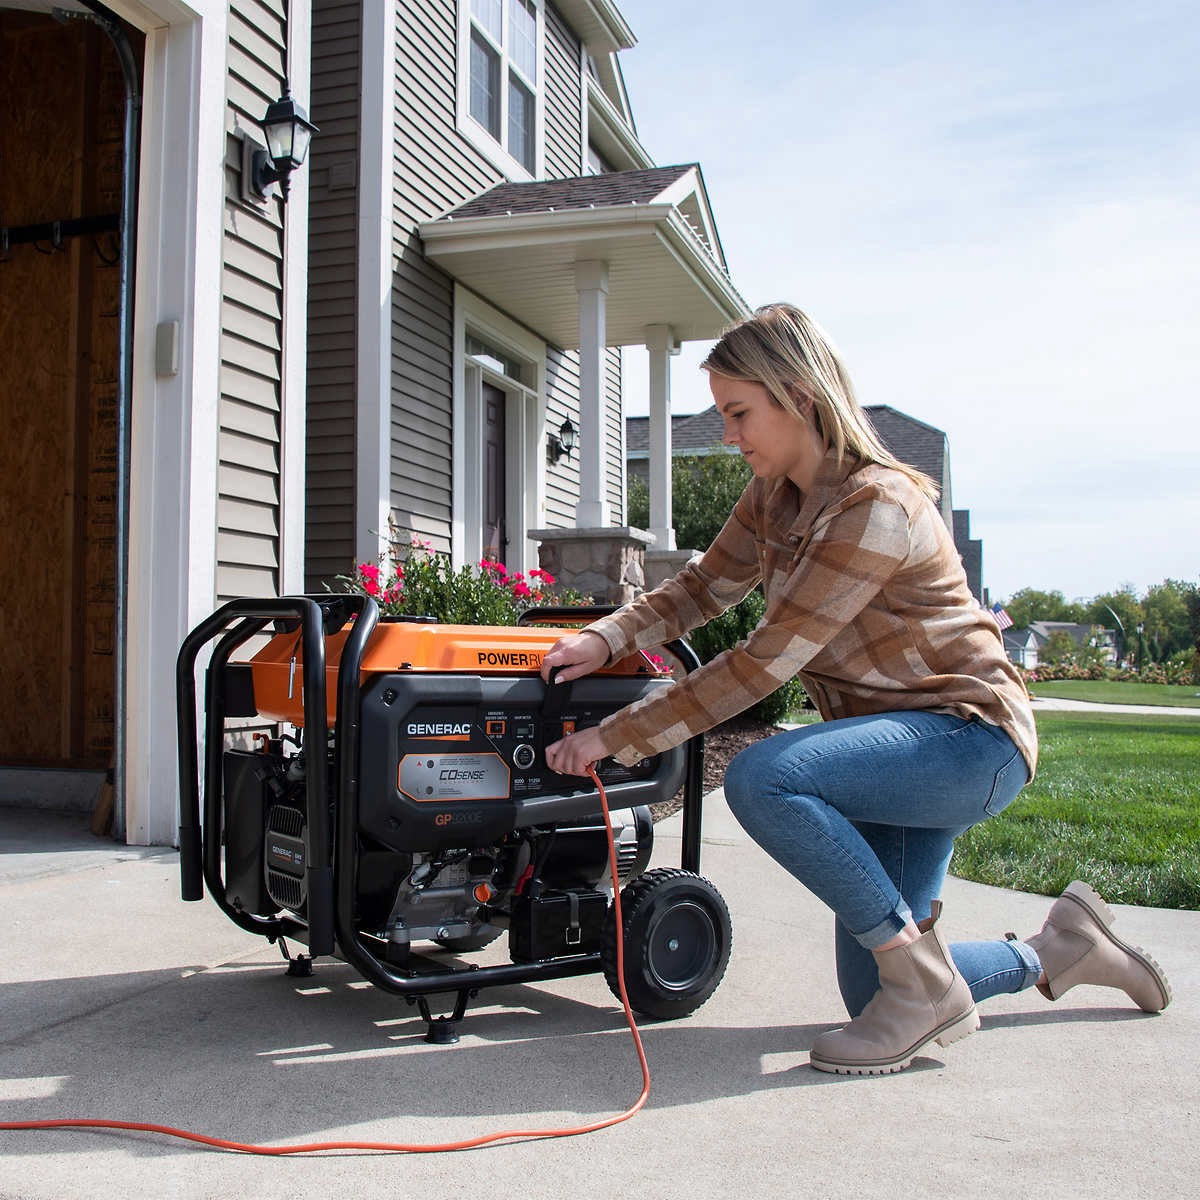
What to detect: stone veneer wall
<box><xmin>529</xmin><ymin>527</ymin><xmax>655</xmax><ymax>606</ymax></box>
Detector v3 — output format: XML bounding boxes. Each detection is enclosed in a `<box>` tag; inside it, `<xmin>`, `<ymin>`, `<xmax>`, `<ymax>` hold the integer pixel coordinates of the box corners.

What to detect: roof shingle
<box><xmin>438</xmin><ymin>165</ymin><xmax>698</xmax><ymax>221</ymax></box>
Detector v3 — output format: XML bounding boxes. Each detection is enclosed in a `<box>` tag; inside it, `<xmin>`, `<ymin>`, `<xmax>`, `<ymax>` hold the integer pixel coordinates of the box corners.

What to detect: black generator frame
<box><xmin>177</xmin><ymin>594</ymin><xmax>706</xmax><ymax>1026</ymax></box>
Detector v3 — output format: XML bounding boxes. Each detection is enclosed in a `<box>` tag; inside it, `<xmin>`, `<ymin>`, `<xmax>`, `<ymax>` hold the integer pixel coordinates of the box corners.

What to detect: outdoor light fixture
<box><xmin>547</xmin><ymin>417</ymin><xmax>577</xmax><ymax>463</ymax></box>
<box><xmin>244</xmin><ymin>87</ymin><xmax>319</xmax><ymax>202</ymax></box>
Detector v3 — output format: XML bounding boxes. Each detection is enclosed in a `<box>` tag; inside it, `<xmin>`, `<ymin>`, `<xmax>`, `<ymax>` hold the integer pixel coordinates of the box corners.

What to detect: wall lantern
<box><xmin>547</xmin><ymin>417</ymin><xmax>577</xmax><ymax>464</ymax></box>
<box><xmin>244</xmin><ymin>88</ymin><xmax>319</xmax><ymax>202</ymax></box>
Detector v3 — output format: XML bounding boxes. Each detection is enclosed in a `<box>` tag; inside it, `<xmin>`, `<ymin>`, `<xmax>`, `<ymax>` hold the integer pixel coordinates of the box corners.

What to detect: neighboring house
<box><xmin>1028</xmin><ymin>621</ymin><xmax>1118</xmax><ymax>664</ymax></box>
<box><xmin>626</xmin><ymin>403</ymin><xmax>987</xmax><ymax>600</ymax></box>
<box><xmin>1002</xmin><ymin>628</ymin><xmax>1040</xmax><ymax>670</ymax></box>
<box><xmin>0</xmin><ymin>0</ymin><xmax>745</xmax><ymax>845</ymax></box>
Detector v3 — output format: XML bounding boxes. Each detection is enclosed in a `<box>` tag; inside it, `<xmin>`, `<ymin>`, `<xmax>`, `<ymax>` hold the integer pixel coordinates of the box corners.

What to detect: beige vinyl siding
<box><xmin>544</xmin><ymin>347</ymin><xmax>581</xmax><ymax>525</ymax></box>
<box><xmin>305</xmin><ymin>1</ymin><xmax>602</xmax><ymax>562</ymax></box>
<box><xmin>305</xmin><ymin>0</ymin><xmax>361</xmax><ymax>588</ymax></box>
<box><xmin>218</xmin><ymin>0</ymin><xmax>287</xmax><ymax>600</ymax></box>
<box><xmin>389</xmin><ymin>0</ymin><xmax>495</xmax><ymax>552</ymax></box>
<box><xmin>544</xmin><ymin>4</ymin><xmax>583</xmax><ymax>179</ymax></box>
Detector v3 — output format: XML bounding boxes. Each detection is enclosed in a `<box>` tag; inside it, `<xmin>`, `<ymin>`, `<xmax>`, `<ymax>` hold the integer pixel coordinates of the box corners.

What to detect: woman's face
<box><xmin>711</xmin><ymin>374</ymin><xmax>825</xmax><ymax>491</ymax></box>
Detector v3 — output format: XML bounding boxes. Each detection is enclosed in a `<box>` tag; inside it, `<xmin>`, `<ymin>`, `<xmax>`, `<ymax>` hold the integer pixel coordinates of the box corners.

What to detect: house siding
<box><xmin>305</xmin><ymin>0</ymin><xmax>361</xmax><ymax>588</ymax></box>
<box><xmin>219</xmin><ymin>0</ymin><xmax>288</xmax><ymax>599</ymax></box>
<box><xmin>389</xmin><ymin>0</ymin><xmax>494</xmax><ymax>552</ymax></box>
<box><xmin>545</xmin><ymin>347</ymin><xmax>581</xmax><ymax>525</ymax></box>
<box><xmin>544</xmin><ymin>4</ymin><xmax>583</xmax><ymax>178</ymax></box>
<box><xmin>306</xmin><ymin>1</ymin><xmax>615</xmax><ymax>571</ymax></box>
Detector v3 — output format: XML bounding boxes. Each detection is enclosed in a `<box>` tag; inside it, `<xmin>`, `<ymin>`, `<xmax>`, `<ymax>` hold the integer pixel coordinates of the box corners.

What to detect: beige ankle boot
<box><xmin>809</xmin><ymin>901</ymin><xmax>978</xmax><ymax>1075</ymax></box>
<box><xmin>1024</xmin><ymin>881</ymin><xmax>1171</xmax><ymax>1012</ymax></box>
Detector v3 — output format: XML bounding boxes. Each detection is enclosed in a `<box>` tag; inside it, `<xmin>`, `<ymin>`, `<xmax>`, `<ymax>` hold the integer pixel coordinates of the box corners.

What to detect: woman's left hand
<box><xmin>544</xmin><ymin>725</ymin><xmax>610</xmax><ymax>777</ymax></box>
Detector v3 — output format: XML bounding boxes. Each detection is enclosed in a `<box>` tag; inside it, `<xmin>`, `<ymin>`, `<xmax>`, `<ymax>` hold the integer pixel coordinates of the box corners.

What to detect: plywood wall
<box><xmin>0</xmin><ymin>15</ymin><xmax>125</xmax><ymax>767</ymax></box>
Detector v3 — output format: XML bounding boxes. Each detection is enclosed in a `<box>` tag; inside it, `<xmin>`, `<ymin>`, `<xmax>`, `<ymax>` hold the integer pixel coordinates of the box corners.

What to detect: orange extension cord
<box><xmin>0</xmin><ymin>765</ymin><xmax>651</xmax><ymax>1155</ymax></box>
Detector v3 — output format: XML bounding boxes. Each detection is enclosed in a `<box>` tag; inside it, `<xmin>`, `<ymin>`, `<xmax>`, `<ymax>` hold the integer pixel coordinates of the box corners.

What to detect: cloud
<box><xmin>615</xmin><ymin>0</ymin><xmax>1199</xmax><ymax>598</ymax></box>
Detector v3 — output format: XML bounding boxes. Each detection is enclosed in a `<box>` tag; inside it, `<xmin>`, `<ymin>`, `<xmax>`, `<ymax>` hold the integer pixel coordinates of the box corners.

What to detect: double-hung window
<box><xmin>461</xmin><ymin>0</ymin><xmax>542</xmax><ymax>178</ymax></box>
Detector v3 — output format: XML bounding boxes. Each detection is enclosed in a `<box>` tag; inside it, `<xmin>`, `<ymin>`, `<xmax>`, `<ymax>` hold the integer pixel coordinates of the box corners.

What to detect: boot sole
<box><xmin>1057</xmin><ymin>881</ymin><xmax>1173</xmax><ymax>1012</ymax></box>
<box><xmin>809</xmin><ymin>1007</ymin><xmax>980</xmax><ymax>1076</ymax></box>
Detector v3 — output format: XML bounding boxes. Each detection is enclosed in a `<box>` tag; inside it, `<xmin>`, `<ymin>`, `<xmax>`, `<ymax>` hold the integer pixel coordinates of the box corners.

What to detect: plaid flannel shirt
<box><xmin>587</xmin><ymin>449</ymin><xmax>1037</xmax><ymax>777</ymax></box>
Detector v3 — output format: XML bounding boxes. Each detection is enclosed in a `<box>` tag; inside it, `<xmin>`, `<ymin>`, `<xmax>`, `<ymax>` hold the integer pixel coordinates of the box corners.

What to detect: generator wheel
<box><xmin>433</xmin><ymin>927</ymin><xmax>504</xmax><ymax>953</ymax></box>
<box><xmin>602</xmin><ymin>867</ymin><xmax>731</xmax><ymax>1020</ymax></box>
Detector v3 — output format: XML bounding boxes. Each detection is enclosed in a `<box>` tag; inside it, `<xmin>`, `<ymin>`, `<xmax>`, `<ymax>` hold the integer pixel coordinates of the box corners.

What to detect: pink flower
<box><xmin>360</xmin><ymin>563</ymin><xmax>380</xmax><ymax>584</ymax></box>
<box><xmin>511</xmin><ymin>581</ymin><xmax>531</xmax><ymax>599</ymax></box>
<box><xmin>529</xmin><ymin>568</ymin><xmax>555</xmax><ymax>585</ymax></box>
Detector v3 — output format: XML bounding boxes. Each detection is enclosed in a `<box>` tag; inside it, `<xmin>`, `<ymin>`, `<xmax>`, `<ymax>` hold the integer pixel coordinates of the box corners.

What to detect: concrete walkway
<box><xmin>1</xmin><ymin>796</ymin><xmax>1196</xmax><ymax>1199</ymax></box>
<box><xmin>1030</xmin><ymin>696</ymin><xmax>1200</xmax><ymax>716</ymax></box>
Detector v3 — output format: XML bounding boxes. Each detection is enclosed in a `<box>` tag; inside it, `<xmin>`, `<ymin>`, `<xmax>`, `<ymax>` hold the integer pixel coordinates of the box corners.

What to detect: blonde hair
<box><xmin>702</xmin><ymin>303</ymin><xmax>939</xmax><ymax>500</ymax></box>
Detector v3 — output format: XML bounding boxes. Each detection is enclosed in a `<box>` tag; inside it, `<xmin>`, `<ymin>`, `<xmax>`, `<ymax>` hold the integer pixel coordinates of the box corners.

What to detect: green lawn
<box><xmin>1029</xmin><ymin>679</ymin><xmax>1200</xmax><ymax>708</ymax></box>
<box><xmin>952</xmin><ymin>711</ymin><xmax>1200</xmax><ymax>909</ymax></box>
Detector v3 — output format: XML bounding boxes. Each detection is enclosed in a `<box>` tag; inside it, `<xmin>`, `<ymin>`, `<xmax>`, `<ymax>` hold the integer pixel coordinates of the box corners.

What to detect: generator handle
<box><xmin>176</xmin><ymin>597</ymin><xmax>338</xmax><ymax>953</ymax></box>
<box><xmin>518</xmin><ymin>606</ymin><xmax>706</xmax><ymax>874</ymax></box>
<box><xmin>333</xmin><ymin>594</ymin><xmax>381</xmax><ymax>975</ymax></box>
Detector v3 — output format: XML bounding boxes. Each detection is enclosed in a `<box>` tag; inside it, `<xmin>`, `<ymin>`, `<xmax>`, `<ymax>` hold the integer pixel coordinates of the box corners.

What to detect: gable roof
<box><xmin>862</xmin><ymin>406</ymin><xmax>948</xmax><ymax>491</ymax></box>
<box><xmin>420</xmin><ymin>165</ymin><xmax>747</xmax><ymax>348</ymax></box>
<box><xmin>627</xmin><ymin>403</ymin><xmax>953</xmax><ymax>481</ymax></box>
<box><xmin>626</xmin><ymin>407</ymin><xmax>729</xmax><ymax>457</ymax></box>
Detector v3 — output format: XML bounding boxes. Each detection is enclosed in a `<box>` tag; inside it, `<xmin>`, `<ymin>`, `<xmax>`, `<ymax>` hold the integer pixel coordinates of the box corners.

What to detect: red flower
<box><xmin>511</xmin><ymin>581</ymin><xmax>531</xmax><ymax>599</ymax></box>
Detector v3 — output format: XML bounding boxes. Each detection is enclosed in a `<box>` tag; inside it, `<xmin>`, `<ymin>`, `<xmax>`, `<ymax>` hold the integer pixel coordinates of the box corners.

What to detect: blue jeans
<box><xmin>723</xmin><ymin>711</ymin><xmax>1042</xmax><ymax>1017</ymax></box>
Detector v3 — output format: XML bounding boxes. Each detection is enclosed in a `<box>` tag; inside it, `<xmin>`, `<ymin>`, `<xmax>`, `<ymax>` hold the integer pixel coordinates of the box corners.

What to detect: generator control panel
<box><xmin>356</xmin><ymin>672</ymin><xmax>685</xmax><ymax>850</ymax></box>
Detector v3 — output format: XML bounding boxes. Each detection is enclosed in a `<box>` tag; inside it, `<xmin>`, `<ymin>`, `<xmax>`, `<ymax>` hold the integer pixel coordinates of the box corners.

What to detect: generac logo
<box><xmin>407</xmin><ymin>722</ymin><xmax>472</xmax><ymax>737</ymax></box>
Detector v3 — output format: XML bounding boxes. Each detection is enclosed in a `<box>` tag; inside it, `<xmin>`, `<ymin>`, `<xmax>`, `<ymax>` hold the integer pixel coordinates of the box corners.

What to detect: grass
<box><xmin>1029</xmin><ymin>679</ymin><xmax>1200</xmax><ymax>708</ymax></box>
<box><xmin>952</xmin><ymin>711</ymin><xmax>1200</xmax><ymax>909</ymax></box>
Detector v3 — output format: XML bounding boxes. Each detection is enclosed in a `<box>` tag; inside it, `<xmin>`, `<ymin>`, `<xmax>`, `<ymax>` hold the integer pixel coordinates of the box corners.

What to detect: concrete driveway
<box><xmin>1</xmin><ymin>795</ymin><xmax>1196</xmax><ymax>1199</ymax></box>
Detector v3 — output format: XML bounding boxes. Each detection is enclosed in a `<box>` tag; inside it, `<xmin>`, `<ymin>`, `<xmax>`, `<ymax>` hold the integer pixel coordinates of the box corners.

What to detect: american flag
<box><xmin>990</xmin><ymin>602</ymin><xmax>1014</xmax><ymax>631</ymax></box>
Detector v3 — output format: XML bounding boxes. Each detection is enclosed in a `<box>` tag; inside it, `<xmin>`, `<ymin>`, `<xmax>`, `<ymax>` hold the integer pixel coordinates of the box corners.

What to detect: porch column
<box><xmin>575</xmin><ymin>260</ymin><xmax>609</xmax><ymax>527</ymax></box>
<box><xmin>644</xmin><ymin>323</ymin><xmax>679</xmax><ymax>551</ymax></box>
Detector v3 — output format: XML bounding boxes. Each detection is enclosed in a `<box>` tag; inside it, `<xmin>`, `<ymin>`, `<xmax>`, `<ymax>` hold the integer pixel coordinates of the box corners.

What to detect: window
<box><xmin>460</xmin><ymin>0</ymin><xmax>542</xmax><ymax>177</ymax></box>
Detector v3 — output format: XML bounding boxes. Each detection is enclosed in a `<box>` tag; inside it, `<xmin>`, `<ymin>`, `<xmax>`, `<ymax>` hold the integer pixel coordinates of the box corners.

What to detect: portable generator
<box><xmin>177</xmin><ymin>595</ymin><xmax>731</xmax><ymax>1041</ymax></box>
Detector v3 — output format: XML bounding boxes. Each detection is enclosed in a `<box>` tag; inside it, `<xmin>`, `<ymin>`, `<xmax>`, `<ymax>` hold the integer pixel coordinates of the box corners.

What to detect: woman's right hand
<box><xmin>539</xmin><ymin>630</ymin><xmax>610</xmax><ymax>685</ymax></box>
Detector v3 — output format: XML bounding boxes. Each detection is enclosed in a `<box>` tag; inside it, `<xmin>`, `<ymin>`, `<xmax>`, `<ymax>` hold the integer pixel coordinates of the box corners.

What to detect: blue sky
<box><xmin>615</xmin><ymin>0</ymin><xmax>1199</xmax><ymax>602</ymax></box>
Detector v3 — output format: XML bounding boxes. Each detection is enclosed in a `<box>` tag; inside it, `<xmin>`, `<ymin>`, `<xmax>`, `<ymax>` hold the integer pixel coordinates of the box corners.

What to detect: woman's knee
<box><xmin>722</xmin><ymin>735</ymin><xmax>786</xmax><ymax>808</ymax></box>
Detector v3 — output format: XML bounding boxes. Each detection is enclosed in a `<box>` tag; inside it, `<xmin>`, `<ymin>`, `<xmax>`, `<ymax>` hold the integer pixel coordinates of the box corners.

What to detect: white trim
<box><xmin>420</xmin><ymin>201</ymin><xmax>749</xmax><ymax>327</ymax></box>
<box><xmin>577</xmin><ymin>36</ymin><xmax>588</xmax><ymax>175</ymax></box>
<box><xmin>554</xmin><ymin>0</ymin><xmax>636</xmax><ymax>54</ymax></box>
<box><xmin>575</xmin><ymin>259</ymin><xmax>609</xmax><ymax>527</ymax></box>
<box><xmin>455</xmin><ymin>0</ymin><xmax>546</xmax><ymax>181</ymax></box>
<box><xmin>111</xmin><ymin>0</ymin><xmax>227</xmax><ymax>845</ymax></box>
<box><xmin>452</xmin><ymin>285</ymin><xmax>546</xmax><ymax>572</ymax></box>
<box><xmin>279</xmin><ymin>0</ymin><xmax>311</xmax><ymax>591</ymax></box>
<box><xmin>357</xmin><ymin>0</ymin><xmax>395</xmax><ymax>567</ymax></box>
<box><xmin>585</xmin><ymin>72</ymin><xmax>653</xmax><ymax>171</ymax></box>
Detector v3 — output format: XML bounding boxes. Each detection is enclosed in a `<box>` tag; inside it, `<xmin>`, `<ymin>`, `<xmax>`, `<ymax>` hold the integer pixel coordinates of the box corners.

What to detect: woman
<box><xmin>541</xmin><ymin>303</ymin><xmax>1171</xmax><ymax>1075</ymax></box>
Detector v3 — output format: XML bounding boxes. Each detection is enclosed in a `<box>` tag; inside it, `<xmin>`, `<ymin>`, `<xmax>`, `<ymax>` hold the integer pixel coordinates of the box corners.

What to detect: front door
<box><xmin>482</xmin><ymin>382</ymin><xmax>507</xmax><ymax>560</ymax></box>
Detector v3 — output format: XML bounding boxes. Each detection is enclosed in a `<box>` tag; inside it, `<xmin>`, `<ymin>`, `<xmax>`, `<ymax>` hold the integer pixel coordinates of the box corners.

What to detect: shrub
<box><xmin>687</xmin><ymin>588</ymin><xmax>809</xmax><ymax>723</ymax></box>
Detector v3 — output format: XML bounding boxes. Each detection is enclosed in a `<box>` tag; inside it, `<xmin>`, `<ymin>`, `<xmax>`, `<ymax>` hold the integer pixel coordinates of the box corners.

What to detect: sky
<box><xmin>613</xmin><ymin>0</ymin><xmax>1199</xmax><ymax>603</ymax></box>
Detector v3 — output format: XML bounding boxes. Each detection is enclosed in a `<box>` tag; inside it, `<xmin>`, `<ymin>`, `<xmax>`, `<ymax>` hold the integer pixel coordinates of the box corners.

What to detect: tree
<box><xmin>1141</xmin><ymin>580</ymin><xmax>1194</xmax><ymax>662</ymax></box>
<box><xmin>628</xmin><ymin>449</ymin><xmax>751</xmax><ymax>552</ymax></box>
<box><xmin>1084</xmin><ymin>587</ymin><xmax>1143</xmax><ymax>662</ymax></box>
<box><xmin>1039</xmin><ymin>629</ymin><xmax>1078</xmax><ymax>665</ymax></box>
<box><xmin>1002</xmin><ymin>588</ymin><xmax>1086</xmax><ymax>629</ymax></box>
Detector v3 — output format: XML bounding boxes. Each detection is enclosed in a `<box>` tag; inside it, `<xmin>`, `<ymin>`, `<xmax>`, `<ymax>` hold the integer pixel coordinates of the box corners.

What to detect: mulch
<box><xmin>649</xmin><ymin>716</ymin><xmax>780</xmax><ymax>822</ymax></box>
